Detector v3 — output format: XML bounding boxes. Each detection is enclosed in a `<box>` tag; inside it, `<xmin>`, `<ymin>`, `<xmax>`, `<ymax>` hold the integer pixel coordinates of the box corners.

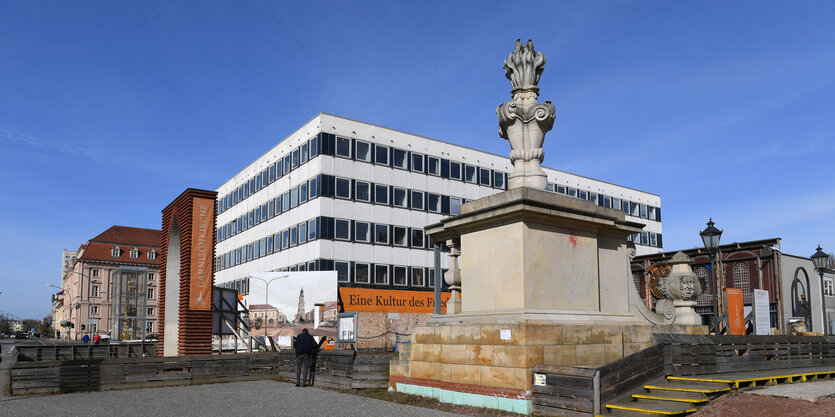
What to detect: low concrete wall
<box><xmin>7</xmin><ymin>350</ymin><xmax>394</xmax><ymax>395</ymax></box>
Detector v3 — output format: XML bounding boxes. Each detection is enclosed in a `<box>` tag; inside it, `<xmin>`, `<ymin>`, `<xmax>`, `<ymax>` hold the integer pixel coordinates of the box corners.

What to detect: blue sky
<box><xmin>1</xmin><ymin>1</ymin><xmax>834</xmax><ymax>319</ymax></box>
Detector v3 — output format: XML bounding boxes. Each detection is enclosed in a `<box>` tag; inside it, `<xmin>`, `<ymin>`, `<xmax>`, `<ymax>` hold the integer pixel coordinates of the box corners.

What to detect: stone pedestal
<box><xmin>435</xmin><ymin>187</ymin><xmax>645</xmax><ymax>319</ymax></box>
<box><xmin>389</xmin><ymin>188</ymin><xmax>656</xmax><ymax>413</ymax></box>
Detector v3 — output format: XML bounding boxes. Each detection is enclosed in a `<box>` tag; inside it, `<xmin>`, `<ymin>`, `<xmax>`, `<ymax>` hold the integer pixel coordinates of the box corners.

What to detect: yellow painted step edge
<box><xmin>644</xmin><ymin>384</ymin><xmax>730</xmax><ymax>393</ymax></box>
<box><xmin>632</xmin><ymin>393</ymin><xmax>709</xmax><ymax>403</ymax></box>
<box><xmin>667</xmin><ymin>376</ymin><xmax>735</xmax><ymax>383</ymax></box>
<box><xmin>669</xmin><ymin>371</ymin><xmax>833</xmax><ymax>385</ymax></box>
<box><xmin>606</xmin><ymin>403</ymin><xmax>697</xmax><ymax>415</ymax></box>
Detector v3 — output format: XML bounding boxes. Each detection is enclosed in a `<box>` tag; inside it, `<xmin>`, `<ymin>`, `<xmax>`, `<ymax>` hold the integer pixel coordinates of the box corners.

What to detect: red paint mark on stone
<box><xmin>570</xmin><ymin>234</ymin><xmax>578</xmax><ymax>248</ymax></box>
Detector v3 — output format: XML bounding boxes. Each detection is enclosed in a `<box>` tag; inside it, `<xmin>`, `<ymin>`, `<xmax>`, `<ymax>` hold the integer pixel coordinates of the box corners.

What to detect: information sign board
<box><xmin>753</xmin><ymin>289</ymin><xmax>770</xmax><ymax>335</ymax></box>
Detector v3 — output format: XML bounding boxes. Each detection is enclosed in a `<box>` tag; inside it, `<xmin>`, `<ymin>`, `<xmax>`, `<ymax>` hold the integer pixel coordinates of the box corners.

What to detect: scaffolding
<box><xmin>111</xmin><ymin>266</ymin><xmax>148</xmax><ymax>342</ymax></box>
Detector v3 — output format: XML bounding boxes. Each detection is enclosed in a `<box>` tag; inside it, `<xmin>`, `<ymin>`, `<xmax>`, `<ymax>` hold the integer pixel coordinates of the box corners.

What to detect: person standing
<box><xmin>307</xmin><ymin>334</ymin><xmax>328</xmax><ymax>386</ymax></box>
<box><xmin>294</xmin><ymin>328</ymin><xmax>315</xmax><ymax>387</ymax></box>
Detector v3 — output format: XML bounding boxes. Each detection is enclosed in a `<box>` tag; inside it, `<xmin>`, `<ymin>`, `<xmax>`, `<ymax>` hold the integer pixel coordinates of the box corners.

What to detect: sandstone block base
<box><xmin>389</xmin><ymin>321</ymin><xmax>653</xmax><ymax>414</ymax></box>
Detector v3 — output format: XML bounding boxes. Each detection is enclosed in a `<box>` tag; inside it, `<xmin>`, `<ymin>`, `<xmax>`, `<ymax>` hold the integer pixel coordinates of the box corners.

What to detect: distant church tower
<box><xmin>296</xmin><ymin>287</ymin><xmax>305</xmax><ymax>323</ymax></box>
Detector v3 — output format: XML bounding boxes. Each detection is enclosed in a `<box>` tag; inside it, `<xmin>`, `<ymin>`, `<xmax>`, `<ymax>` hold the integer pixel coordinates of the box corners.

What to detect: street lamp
<box><xmin>811</xmin><ymin>245</ymin><xmax>829</xmax><ymax>335</ymax></box>
<box><xmin>48</xmin><ymin>283</ymin><xmax>80</xmax><ymax>340</ymax></box>
<box><xmin>700</xmin><ymin>218</ymin><xmax>723</xmax><ymax>332</ymax></box>
<box><xmin>63</xmin><ymin>269</ymin><xmax>97</xmax><ymax>341</ymax></box>
<box><xmin>248</xmin><ymin>274</ymin><xmax>289</xmax><ymax>351</ymax></box>
<box><xmin>48</xmin><ymin>284</ymin><xmax>67</xmax><ymax>340</ymax></box>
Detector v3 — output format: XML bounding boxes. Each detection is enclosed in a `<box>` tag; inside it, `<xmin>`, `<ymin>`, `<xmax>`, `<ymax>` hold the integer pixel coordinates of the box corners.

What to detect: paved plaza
<box><xmin>0</xmin><ymin>380</ymin><xmax>464</xmax><ymax>417</ymax></box>
<box><xmin>746</xmin><ymin>379</ymin><xmax>835</xmax><ymax>402</ymax></box>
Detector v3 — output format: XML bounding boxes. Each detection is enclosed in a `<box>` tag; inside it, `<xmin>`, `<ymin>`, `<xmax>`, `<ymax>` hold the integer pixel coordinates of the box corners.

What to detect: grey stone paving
<box><xmin>0</xmin><ymin>380</ymin><xmax>465</xmax><ymax>417</ymax></box>
<box><xmin>746</xmin><ymin>379</ymin><xmax>835</xmax><ymax>401</ymax></box>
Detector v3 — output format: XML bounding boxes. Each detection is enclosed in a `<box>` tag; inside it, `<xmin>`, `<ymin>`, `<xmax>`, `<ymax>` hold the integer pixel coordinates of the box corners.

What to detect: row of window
<box><xmin>216</xmin><ymin>174</ymin><xmax>465</xmax><ymax>244</ymax></box>
<box><xmin>326</xmin><ymin>134</ymin><xmax>507</xmax><ymax>189</ymax></box>
<box><xmin>546</xmin><ymin>183</ymin><xmax>661</xmax><ymax>222</ymax></box>
<box><xmin>110</xmin><ymin>246</ymin><xmax>157</xmax><ymax>260</ymax></box>
<box><xmin>218</xmin><ymin>258</ymin><xmax>446</xmax><ymax>293</ymax></box>
<box><xmin>216</xmin><ymin>132</ymin><xmax>508</xmax><ymax>215</ymax></box>
<box><xmin>628</xmin><ymin>232</ymin><xmax>663</xmax><ymax>248</ymax></box>
<box><xmin>216</xmin><ymin>216</ymin><xmax>434</xmax><ymax>272</ymax></box>
<box><xmin>218</xmin><ymin>134</ymin><xmax>321</xmax><ymax>214</ymax></box>
<box><xmin>68</xmin><ymin>273</ymin><xmax>156</xmax><ymax>298</ymax></box>
<box><xmin>217</xmin><ymin>175</ymin><xmax>320</xmax><ymax>243</ymax></box>
<box><xmin>88</xmin><ymin>270</ymin><xmax>155</xmax><ymax>280</ymax></box>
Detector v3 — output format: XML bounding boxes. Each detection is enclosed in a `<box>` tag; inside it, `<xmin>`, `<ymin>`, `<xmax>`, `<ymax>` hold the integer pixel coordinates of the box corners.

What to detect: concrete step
<box><xmin>605</xmin><ymin>398</ymin><xmax>698</xmax><ymax>416</ymax></box>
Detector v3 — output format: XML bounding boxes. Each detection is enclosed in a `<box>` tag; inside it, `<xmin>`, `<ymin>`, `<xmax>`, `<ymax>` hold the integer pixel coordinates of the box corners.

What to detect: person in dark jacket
<box><xmin>294</xmin><ymin>328</ymin><xmax>315</xmax><ymax>387</ymax></box>
<box><xmin>306</xmin><ymin>335</ymin><xmax>328</xmax><ymax>386</ymax></box>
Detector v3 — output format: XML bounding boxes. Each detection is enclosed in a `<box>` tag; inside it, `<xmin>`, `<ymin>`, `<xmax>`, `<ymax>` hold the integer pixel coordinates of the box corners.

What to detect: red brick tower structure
<box><xmin>158</xmin><ymin>188</ymin><xmax>217</xmax><ymax>357</ymax></box>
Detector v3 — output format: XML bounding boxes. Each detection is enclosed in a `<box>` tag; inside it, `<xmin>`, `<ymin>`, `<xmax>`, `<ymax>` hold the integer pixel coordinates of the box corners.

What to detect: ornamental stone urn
<box><xmin>657</xmin><ymin>251</ymin><xmax>704</xmax><ymax>325</ymax></box>
<box><xmin>497</xmin><ymin>39</ymin><xmax>556</xmax><ymax>190</ymax></box>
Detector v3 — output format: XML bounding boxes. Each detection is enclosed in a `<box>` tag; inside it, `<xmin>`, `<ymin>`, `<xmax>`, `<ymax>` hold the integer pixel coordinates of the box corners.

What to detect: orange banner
<box><xmin>189</xmin><ymin>197</ymin><xmax>214</xmax><ymax>310</ymax></box>
<box><xmin>339</xmin><ymin>288</ymin><xmax>451</xmax><ymax>314</ymax></box>
<box><xmin>726</xmin><ymin>288</ymin><xmax>745</xmax><ymax>335</ymax></box>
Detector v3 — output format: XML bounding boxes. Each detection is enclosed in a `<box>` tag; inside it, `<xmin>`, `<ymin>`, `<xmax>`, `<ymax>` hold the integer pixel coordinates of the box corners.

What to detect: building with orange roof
<box><xmin>56</xmin><ymin>225</ymin><xmax>161</xmax><ymax>340</ymax></box>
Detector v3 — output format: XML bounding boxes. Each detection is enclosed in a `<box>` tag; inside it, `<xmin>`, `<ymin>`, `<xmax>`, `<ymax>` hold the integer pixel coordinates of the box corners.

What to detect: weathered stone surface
<box><xmin>623</xmin><ymin>343</ymin><xmax>645</xmax><ymax>356</ymax></box>
<box><xmin>450</xmin><ymin>325</ymin><xmax>481</xmax><ymax>344</ymax></box>
<box><xmin>413</xmin><ymin>326</ymin><xmax>435</xmax><ymax>344</ymax></box>
<box><xmin>604</xmin><ymin>343</ymin><xmax>624</xmax><ymax>362</ymax></box>
<box><xmin>575</xmin><ymin>344</ymin><xmax>606</xmax><ymax>365</ymax></box>
<box><xmin>480</xmin><ymin>324</ymin><xmax>523</xmax><ymax>345</ymax></box>
<box><xmin>591</xmin><ymin>326</ymin><xmax>623</xmax><ymax>345</ymax></box>
<box><xmin>434</xmin><ymin>362</ymin><xmax>451</xmax><ymax>382</ymax></box>
<box><xmin>563</xmin><ymin>326</ymin><xmax>593</xmax><ymax>344</ymax></box>
<box><xmin>436</xmin><ymin>325</ymin><xmax>452</xmax><ymax>344</ymax></box>
<box><xmin>465</xmin><ymin>344</ymin><xmax>493</xmax><ymax>366</ymax></box>
<box><xmin>481</xmin><ymin>365</ymin><xmax>516</xmax><ymax>389</ymax></box>
<box><xmin>543</xmin><ymin>344</ymin><xmax>576</xmax><ymax>366</ymax></box>
<box><xmin>524</xmin><ymin>346</ymin><xmax>544</xmax><ymax>368</ymax></box>
<box><xmin>624</xmin><ymin>325</ymin><xmax>652</xmax><ymax>343</ymax></box>
<box><xmin>409</xmin><ymin>344</ymin><xmax>424</xmax><ymax>361</ymax></box>
<box><xmin>411</xmin><ymin>361</ymin><xmax>435</xmax><ymax>380</ymax></box>
<box><xmin>423</xmin><ymin>344</ymin><xmax>442</xmax><ymax>362</ymax></box>
<box><xmin>493</xmin><ymin>345</ymin><xmax>526</xmax><ymax>367</ymax></box>
<box><xmin>525</xmin><ymin>324</ymin><xmax>562</xmax><ymax>345</ymax></box>
<box><xmin>514</xmin><ymin>367</ymin><xmax>531</xmax><ymax>390</ymax></box>
<box><xmin>440</xmin><ymin>344</ymin><xmax>466</xmax><ymax>365</ymax></box>
<box><xmin>450</xmin><ymin>364</ymin><xmax>481</xmax><ymax>386</ymax></box>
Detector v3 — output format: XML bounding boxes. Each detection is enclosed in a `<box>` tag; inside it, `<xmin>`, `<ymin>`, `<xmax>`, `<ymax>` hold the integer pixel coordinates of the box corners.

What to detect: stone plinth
<box><xmin>431</xmin><ymin>187</ymin><xmax>645</xmax><ymax>320</ymax></box>
<box><xmin>390</xmin><ymin>188</ymin><xmax>656</xmax><ymax>413</ymax></box>
<box><xmin>389</xmin><ymin>322</ymin><xmax>653</xmax><ymax>414</ymax></box>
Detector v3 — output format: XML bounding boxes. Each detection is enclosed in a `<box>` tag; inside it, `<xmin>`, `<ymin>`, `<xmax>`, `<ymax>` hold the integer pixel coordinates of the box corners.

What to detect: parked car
<box><xmin>14</xmin><ymin>332</ymin><xmax>28</xmax><ymax>340</ymax></box>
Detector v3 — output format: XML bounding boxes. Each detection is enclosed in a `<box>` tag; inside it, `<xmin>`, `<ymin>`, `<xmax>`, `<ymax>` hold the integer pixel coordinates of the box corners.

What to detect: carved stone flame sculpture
<box><xmin>497</xmin><ymin>39</ymin><xmax>556</xmax><ymax>190</ymax></box>
<box><xmin>657</xmin><ymin>252</ymin><xmax>704</xmax><ymax>325</ymax></box>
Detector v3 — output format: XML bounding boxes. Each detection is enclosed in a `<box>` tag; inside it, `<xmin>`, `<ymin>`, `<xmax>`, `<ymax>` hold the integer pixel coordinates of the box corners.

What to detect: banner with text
<box><xmin>339</xmin><ymin>288</ymin><xmax>451</xmax><ymax>314</ymax></box>
<box><xmin>726</xmin><ymin>288</ymin><xmax>745</xmax><ymax>335</ymax></box>
<box><xmin>189</xmin><ymin>197</ymin><xmax>214</xmax><ymax>310</ymax></box>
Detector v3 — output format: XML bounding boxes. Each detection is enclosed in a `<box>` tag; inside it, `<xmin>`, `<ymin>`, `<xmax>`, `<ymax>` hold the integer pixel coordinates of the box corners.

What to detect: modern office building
<box><xmin>214</xmin><ymin>113</ymin><xmax>662</xmax><ymax>346</ymax></box>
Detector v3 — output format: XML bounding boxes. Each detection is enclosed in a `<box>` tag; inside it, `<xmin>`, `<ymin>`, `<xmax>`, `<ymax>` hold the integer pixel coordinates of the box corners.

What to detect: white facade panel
<box><xmin>214</xmin><ymin>113</ymin><xmax>663</xmax><ymax>289</ymax></box>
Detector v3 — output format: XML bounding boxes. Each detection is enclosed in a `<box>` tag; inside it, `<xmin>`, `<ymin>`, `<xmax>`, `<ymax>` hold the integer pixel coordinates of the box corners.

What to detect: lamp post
<box><xmin>63</xmin><ymin>269</ymin><xmax>96</xmax><ymax>341</ymax></box>
<box><xmin>248</xmin><ymin>274</ymin><xmax>289</xmax><ymax>351</ymax></box>
<box><xmin>811</xmin><ymin>245</ymin><xmax>829</xmax><ymax>335</ymax></box>
<box><xmin>700</xmin><ymin>218</ymin><xmax>723</xmax><ymax>332</ymax></box>
<box><xmin>49</xmin><ymin>282</ymin><xmax>82</xmax><ymax>341</ymax></box>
